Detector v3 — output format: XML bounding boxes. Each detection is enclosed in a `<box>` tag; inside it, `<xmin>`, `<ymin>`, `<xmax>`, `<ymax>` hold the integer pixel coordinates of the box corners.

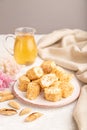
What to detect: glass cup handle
<box><xmin>4</xmin><ymin>34</ymin><xmax>15</xmax><ymax>56</ymax></box>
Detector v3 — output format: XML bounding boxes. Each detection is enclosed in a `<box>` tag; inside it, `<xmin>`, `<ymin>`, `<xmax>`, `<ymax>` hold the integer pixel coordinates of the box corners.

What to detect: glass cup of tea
<box><xmin>4</xmin><ymin>27</ymin><xmax>37</xmax><ymax>65</ymax></box>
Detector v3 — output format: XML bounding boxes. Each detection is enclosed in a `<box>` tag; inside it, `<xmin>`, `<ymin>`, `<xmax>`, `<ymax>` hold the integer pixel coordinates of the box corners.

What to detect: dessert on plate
<box><xmin>18</xmin><ymin>60</ymin><xmax>74</xmax><ymax>102</ymax></box>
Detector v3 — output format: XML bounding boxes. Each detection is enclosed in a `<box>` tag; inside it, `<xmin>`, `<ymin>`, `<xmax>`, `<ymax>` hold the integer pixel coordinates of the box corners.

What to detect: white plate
<box><xmin>12</xmin><ymin>74</ymin><xmax>81</xmax><ymax>108</ymax></box>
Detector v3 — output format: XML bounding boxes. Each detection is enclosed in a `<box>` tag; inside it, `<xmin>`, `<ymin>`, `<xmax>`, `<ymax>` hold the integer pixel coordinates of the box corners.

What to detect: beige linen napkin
<box><xmin>37</xmin><ymin>29</ymin><xmax>87</xmax><ymax>130</ymax></box>
<box><xmin>73</xmin><ymin>85</ymin><xmax>87</xmax><ymax>130</ymax></box>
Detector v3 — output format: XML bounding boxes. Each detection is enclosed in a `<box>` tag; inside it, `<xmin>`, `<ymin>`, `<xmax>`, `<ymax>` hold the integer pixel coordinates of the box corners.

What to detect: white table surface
<box><xmin>0</xmin><ymin>35</ymin><xmax>78</xmax><ymax>130</ymax></box>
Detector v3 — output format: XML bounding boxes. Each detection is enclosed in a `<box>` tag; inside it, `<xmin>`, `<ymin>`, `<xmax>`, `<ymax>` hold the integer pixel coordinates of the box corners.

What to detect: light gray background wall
<box><xmin>0</xmin><ymin>0</ymin><xmax>87</xmax><ymax>34</ymax></box>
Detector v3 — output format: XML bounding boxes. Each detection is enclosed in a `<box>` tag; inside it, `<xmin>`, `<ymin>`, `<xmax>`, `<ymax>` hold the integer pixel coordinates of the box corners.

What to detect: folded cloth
<box><xmin>73</xmin><ymin>85</ymin><xmax>87</xmax><ymax>130</ymax></box>
<box><xmin>37</xmin><ymin>29</ymin><xmax>87</xmax><ymax>130</ymax></box>
<box><xmin>38</xmin><ymin>29</ymin><xmax>87</xmax><ymax>83</ymax></box>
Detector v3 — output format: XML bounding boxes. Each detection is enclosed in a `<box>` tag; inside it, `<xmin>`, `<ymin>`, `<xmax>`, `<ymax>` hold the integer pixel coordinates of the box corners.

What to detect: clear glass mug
<box><xmin>4</xmin><ymin>27</ymin><xmax>37</xmax><ymax>65</ymax></box>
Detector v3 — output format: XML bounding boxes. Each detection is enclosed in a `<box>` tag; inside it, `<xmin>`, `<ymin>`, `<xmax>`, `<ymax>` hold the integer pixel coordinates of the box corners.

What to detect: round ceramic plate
<box><xmin>12</xmin><ymin>75</ymin><xmax>80</xmax><ymax>108</ymax></box>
